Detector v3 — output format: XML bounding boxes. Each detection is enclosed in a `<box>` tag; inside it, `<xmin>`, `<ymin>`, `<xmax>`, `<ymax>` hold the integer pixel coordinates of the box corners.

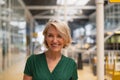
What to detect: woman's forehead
<box><xmin>47</xmin><ymin>25</ymin><xmax>57</xmax><ymax>30</ymax></box>
<box><xmin>47</xmin><ymin>26</ymin><xmax>58</xmax><ymax>33</ymax></box>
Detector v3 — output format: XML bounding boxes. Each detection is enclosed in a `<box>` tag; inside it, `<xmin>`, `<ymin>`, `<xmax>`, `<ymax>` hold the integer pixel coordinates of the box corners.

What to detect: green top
<box><xmin>24</xmin><ymin>53</ymin><xmax>78</xmax><ymax>80</ymax></box>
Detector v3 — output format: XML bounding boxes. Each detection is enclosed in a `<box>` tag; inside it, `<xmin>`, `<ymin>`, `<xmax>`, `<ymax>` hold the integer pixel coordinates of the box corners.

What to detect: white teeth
<box><xmin>51</xmin><ymin>44</ymin><xmax>59</xmax><ymax>47</ymax></box>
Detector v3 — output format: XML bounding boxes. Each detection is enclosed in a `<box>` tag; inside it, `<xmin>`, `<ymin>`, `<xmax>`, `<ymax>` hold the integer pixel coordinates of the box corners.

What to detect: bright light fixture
<box><xmin>10</xmin><ymin>21</ymin><xmax>26</xmax><ymax>29</ymax></box>
<box><xmin>0</xmin><ymin>0</ymin><xmax>5</xmax><ymax>5</ymax></box>
<box><xmin>106</xmin><ymin>32</ymin><xmax>113</xmax><ymax>35</ymax></box>
<box><xmin>57</xmin><ymin>0</ymin><xmax>90</xmax><ymax>5</ymax></box>
<box><xmin>115</xmin><ymin>31</ymin><xmax>120</xmax><ymax>34</ymax></box>
<box><xmin>76</xmin><ymin>0</ymin><xmax>90</xmax><ymax>5</ymax></box>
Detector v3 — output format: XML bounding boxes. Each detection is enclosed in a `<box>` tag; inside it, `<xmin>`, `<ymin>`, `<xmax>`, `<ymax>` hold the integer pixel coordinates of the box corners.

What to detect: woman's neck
<box><xmin>45</xmin><ymin>50</ymin><xmax>61</xmax><ymax>60</ymax></box>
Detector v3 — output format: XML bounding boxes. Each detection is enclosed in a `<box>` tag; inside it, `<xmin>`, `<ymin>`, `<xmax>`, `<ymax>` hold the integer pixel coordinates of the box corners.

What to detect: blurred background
<box><xmin>0</xmin><ymin>0</ymin><xmax>120</xmax><ymax>80</ymax></box>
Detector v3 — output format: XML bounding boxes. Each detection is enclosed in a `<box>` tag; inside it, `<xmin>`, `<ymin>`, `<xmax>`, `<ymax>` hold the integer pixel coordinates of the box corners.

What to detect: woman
<box><xmin>23</xmin><ymin>19</ymin><xmax>78</xmax><ymax>80</ymax></box>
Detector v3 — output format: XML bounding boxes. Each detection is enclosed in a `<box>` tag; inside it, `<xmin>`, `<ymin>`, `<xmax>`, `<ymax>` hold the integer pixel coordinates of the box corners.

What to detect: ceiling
<box><xmin>22</xmin><ymin>0</ymin><xmax>96</xmax><ymax>25</ymax></box>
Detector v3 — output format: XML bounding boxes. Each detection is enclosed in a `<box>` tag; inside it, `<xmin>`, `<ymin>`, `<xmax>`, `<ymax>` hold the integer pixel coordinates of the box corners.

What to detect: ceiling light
<box><xmin>84</xmin><ymin>43</ymin><xmax>90</xmax><ymax>49</ymax></box>
<box><xmin>115</xmin><ymin>31</ymin><xmax>120</xmax><ymax>34</ymax></box>
<box><xmin>0</xmin><ymin>0</ymin><xmax>5</xmax><ymax>5</ymax></box>
<box><xmin>78</xmin><ymin>10</ymin><xmax>83</xmax><ymax>14</ymax></box>
<box><xmin>106</xmin><ymin>32</ymin><xmax>113</xmax><ymax>35</ymax></box>
<box><xmin>76</xmin><ymin>0</ymin><xmax>90</xmax><ymax>5</ymax></box>
<box><xmin>57</xmin><ymin>0</ymin><xmax>90</xmax><ymax>5</ymax></box>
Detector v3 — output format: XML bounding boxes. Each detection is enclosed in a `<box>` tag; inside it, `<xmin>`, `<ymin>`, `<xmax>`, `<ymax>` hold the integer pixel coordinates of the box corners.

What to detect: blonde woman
<box><xmin>23</xmin><ymin>19</ymin><xmax>78</xmax><ymax>80</ymax></box>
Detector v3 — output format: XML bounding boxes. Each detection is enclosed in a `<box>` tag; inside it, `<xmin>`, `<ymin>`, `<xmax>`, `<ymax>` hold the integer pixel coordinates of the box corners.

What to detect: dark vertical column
<box><xmin>77</xmin><ymin>53</ymin><xmax>83</xmax><ymax>69</ymax></box>
<box><xmin>26</xmin><ymin>22</ymin><xmax>31</xmax><ymax>56</ymax></box>
<box><xmin>32</xmin><ymin>22</ymin><xmax>35</xmax><ymax>54</ymax></box>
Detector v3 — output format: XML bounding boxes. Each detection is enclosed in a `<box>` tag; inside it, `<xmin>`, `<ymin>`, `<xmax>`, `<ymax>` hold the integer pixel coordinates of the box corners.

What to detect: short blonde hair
<box><xmin>43</xmin><ymin>19</ymin><xmax>72</xmax><ymax>48</ymax></box>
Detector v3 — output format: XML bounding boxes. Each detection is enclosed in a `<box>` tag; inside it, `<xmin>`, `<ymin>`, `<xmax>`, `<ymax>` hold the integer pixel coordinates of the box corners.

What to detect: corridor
<box><xmin>1</xmin><ymin>0</ymin><xmax>120</xmax><ymax>80</ymax></box>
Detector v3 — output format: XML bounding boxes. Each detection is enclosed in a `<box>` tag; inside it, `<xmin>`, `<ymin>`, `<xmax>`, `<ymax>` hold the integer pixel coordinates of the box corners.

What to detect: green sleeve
<box><xmin>71</xmin><ymin>62</ymin><xmax>78</xmax><ymax>80</ymax></box>
<box><xmin>24</xmin><ymin>55</ymin><xmax>34</xmax><ymax>76</ymax></box>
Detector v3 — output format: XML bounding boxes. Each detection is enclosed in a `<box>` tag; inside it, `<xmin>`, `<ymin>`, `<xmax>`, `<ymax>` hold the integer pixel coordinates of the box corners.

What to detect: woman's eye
<box><xmin>47</xmin><ymin>34</ymin><xmax>62</xmax><ymax>38</ymax></box>
<box><xmin>57</xmin><ymin>35</ymin><xmax>62</xmax><ymax>38</ymax></box>
<box><xmin>48</xmin><ymin>34</ymin><xmax>53</xmax><ymax>37</ymax></box>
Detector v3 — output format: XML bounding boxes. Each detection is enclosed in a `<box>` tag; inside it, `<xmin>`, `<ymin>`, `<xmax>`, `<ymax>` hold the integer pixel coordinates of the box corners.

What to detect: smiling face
<box><xmin>45</xmin><ymin>25</ymin><xmax>65</xmax><ymax>53</ymax></box>
<box><xmin>43</xmin><ymin>19</ymin><xmax>72</xmax><ymax>50</ymax></box>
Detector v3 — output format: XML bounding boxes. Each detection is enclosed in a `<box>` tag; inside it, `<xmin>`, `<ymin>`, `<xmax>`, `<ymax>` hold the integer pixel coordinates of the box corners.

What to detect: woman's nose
<box><xmin>52</xmin><ymin>37</ymin><xmax>58</xmax><ymax>42</ymax></box>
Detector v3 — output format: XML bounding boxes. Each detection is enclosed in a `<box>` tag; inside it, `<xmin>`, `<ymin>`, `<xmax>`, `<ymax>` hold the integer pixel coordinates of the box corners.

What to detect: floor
<box><xmin>78</xmin><ymin>65</ymin><xmax>97</xmax><ymax>80</ymax></box>
<box><xmin>0</xmin><ymin>59</ymin><xmax>97</xmax><ymax>80</ymax></box>
<box><xmin>0</xmin><ymin>59</ymin><xmax>25</xmax><ymax>80</ymax></box>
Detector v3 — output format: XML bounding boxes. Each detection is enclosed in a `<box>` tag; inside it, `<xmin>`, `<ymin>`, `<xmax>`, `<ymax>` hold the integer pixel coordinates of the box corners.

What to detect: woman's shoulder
<box><xmin>27</xmin><ymin>53</ymin><xmax>44</xmax><ymax>61</ymax></box>
<box><xmin>63</xmin><ymin>55</ymin><xmax>76</xmax><ymax>64</ymax></box>
<box><xmin>62</xmin><ymin>55</ymin><xmax>77</xmax><ymax>70</ymax></box>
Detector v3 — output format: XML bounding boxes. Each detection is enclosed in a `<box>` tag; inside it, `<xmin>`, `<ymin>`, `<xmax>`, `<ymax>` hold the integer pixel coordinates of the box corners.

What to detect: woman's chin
<box><xmin>50</xmin><ymin>48</ymin><xmax>60</xmax><ymax>52</ymax></box>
